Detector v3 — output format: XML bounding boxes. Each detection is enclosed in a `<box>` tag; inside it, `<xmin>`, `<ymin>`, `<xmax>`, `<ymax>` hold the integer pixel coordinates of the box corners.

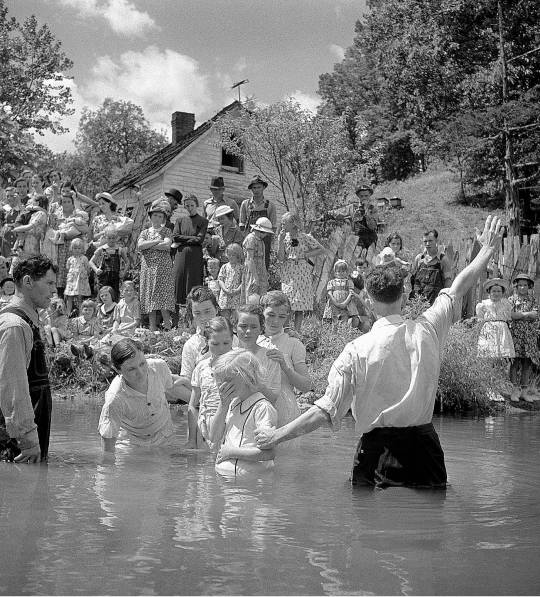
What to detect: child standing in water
<box><xmin>508</xmin><ymin>273</ymin><xmax>540</xmax><ymax>402</ymax></box>
<box><xmin>257</xmin><ymin>291</ymin><xmax>312</xmax><ymax>426</ymax></box>
<box><xmin>476</xmin><ymin>278</ymin><xmax>514</xmax><ymax>358</ymax></box>
<box><xmin>187</xmin><ymin>316</ymin><xmax>234</xmax><ymax>448</ymax></box>
<box><xmin>209</xmin><ymin>349</ymin><xmax>278</xmax><ymax>478</ymax></box>
<box><xmin>218</xmin><ymin>243</ymin><xmax>243</xmax><ymax>321</ymax></box>
<box><xmin>64</xmin><ymin>237</ymin><xmax>92</xmax><ymax>316</ymax></box>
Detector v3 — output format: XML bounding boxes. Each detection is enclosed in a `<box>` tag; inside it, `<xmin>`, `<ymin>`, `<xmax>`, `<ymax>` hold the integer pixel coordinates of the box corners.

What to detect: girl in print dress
<box><xmin>64</xmin><ymin>238</ymin><xmax>92</xmax><ymax>315</ymax></box>
<box><xmin>508</xmin><ymin>273</ymin><xmax>540</xmax><ymax>402</ymax></box>
<box><xmin>476</xmin><ymin>278</ymin><xmax>515</xmax><ymax>359</ymax></box>
<box><xmin>217</xmin><ymin>243</ymin><xmax>243</xmax><ymax>321</ymax></box>
<box><xmin>96</xmin><ymin>286</ymin><xmax>118</xmax><ymax>334</ymax></box>
<box><xmin>323</xmin><ymin>260</ymin><xmax>357</xmax><ymax>323</ymax></box>
<box><xmin>276</xmin><ymin>211</ymin><xmax>325</xmax><ymax>330</ymax></box>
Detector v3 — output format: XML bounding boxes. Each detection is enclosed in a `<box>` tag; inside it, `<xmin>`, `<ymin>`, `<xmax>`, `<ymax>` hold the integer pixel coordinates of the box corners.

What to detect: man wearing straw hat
<box><xmin>255</xmin><ymin>214</ymin><xmax>503</xmax><ymax>489</ymax></box>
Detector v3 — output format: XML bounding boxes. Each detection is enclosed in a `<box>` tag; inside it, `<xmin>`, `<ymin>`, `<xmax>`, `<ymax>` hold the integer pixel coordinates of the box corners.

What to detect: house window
<box><xmin>221</xmin><ymin>146</ymin><xmax>244</xmax><ymax>173</ymax></box>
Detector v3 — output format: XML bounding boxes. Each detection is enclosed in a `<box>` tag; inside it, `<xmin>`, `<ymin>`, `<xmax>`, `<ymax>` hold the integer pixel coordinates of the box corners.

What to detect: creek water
<box><xmin>0</xmin><ymin>402</ymin><xmax>539</xmax><ymax>596</ymax></box>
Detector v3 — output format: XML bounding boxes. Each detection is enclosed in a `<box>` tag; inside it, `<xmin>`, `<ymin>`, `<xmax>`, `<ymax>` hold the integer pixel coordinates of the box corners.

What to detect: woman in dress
<box><xmin>49</xmin><ymin>186</ymin><xmax>89</xmax><ymax>295</ymax></box>
<box><xmin>90</xmin><ymin>192</ymin><xmax>123</xmax><ymax>249</ymax></box>
<box><xmin>172</xmin><ymin>194</ymin><xmax>208</xmax><ymax>307</ymax></box>
<box><xmin>276</xmin><ymin>212</ymin><xmax>325</xmax><ymax>330</ymax></box>
<box><xmin>476</xmin><ymin>277</ymin><xmax>515</xmax><ymax>359</ymax></box>
<box><xmin>138</xmin><ymin>199</ymin><xmax>176</xmax><ymax>331</ymax></box>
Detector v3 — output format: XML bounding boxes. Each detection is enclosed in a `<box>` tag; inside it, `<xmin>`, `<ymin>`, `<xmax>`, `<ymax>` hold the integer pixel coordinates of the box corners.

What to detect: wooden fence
<box><xmin>311</xmin><ymin>227</ymin><xmax>540</xmax><ymax>318</ymax></box>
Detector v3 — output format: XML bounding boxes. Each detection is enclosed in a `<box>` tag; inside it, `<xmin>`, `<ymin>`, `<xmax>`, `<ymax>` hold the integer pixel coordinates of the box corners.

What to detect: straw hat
<box><xmin>483</xmin><ymin>277</ymin><xmax>509</xmax><ymax>293</ymax></box>
<box><xmin>148</xmin><ymin>199</ymin><xmax>171</xmax><ymax>217</ymax></box>
<box><xmin>95</xmin><ymin>191</ymin><xmax>118</xmax><ymax>205</ymax></box>
<box><xmin>512</xmin><ymin>273</ymin><xmax>534</xmax><ymax>287</ymax></box>
<box><xmin>214</xmin><ymin>204</ymin><xmax>234</xmax><ymax>219</ymax></box>
<box><xmin>251</xmin><ymin>216</ymin><xmax>274</xmax><ymax>234</ymax></box>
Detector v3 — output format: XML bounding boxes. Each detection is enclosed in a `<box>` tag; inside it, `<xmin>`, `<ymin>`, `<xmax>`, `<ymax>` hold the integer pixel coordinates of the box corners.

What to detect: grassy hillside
<box><xmin>373</xmin><ymin>169</ymin><xmax>503</xmax><ymax>255</ymax></box>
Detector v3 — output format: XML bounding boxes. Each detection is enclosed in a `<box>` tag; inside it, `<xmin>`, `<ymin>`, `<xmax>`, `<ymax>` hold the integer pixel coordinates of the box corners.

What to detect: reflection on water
<box><xmin>0</xmin><ymin>404</ymin><xmax>539</xmax><ymax>595</ymax></box>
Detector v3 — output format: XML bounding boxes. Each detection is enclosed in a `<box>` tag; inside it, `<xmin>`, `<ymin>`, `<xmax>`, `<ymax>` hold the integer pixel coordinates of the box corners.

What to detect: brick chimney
<box><xmin>171</xmin><ymin>111</ymin><xmax>195</xmax><ymax>144</ymax></box>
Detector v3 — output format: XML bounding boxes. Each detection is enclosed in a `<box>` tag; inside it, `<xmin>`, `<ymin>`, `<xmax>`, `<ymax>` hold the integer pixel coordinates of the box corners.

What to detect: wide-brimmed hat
<box><xmin>164</xmin><ymin>188</ymin><xmax>183</xmax><ymax>203</ymax></box>
<box><xmin>214</xmin><ymin>204</ymin><xmax>234</xmax><ymax>219</ymax></box>
<box><xmin>148</xmin><ymin>199</ymin><xmax>171</xmax><ymax>217</ymax></box>
<box><xmin>210</xmin><ymin>176</ymin><xmax>225</xmax><ymax>189</ymax></box>
<box><xmin>248</xmin><ymin>175</ymin><xmax>268</xmax><ymax>190</ymax></box>
<box><xmin>513</xmin><ymin>273</ymin><xmax>535</xmax><ymax>287</ymax></box>
<box><xmin>355</xmin><ymin>184</ymin><xmax>373</xmax><ymax>196</ymax></box>
<box><xmin>95</xmin><ymin>191</ymin><xmax>118</xmax><ymax>205</ymax></box>
<box><xmin>483</xmin><ymin>277</ymin><xmax>509</xmax><ymax>293</ymax></box>
<box><xmin>251</xmin><ymin>216</ymin><xmax>273</xmax><ymax>234</ymax></box>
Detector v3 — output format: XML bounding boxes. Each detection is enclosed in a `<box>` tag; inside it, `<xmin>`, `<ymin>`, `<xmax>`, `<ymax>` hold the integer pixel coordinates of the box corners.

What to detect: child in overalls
<box><xmin>89</xmin><ymin>227</ymin><xmax>127</xmax><ymax>298</ymax></box>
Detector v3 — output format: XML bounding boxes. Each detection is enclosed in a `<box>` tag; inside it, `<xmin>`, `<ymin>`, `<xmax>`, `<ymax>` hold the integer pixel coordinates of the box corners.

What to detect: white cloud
<box><xmin>54</xmin><ymin>0</ymin><xmax>157</xmax><ymax>36</ymax></box>
<box><xmin>286</xmin><ymin>90</ymin><xmax>321</xmax><ymax>114</ymax></box>
<box><xmin>329</xmin><ymin>43</ymin><xmax>345</xmax><ymax>61</ymax></box>
<box><xmin>35</xmin><ymin>46</ymin><xmax>213</xmax><ymax>151</ymax></box>
<box><xmin>83</xmin><ymin>47</ymin><xmax>212</xmax><ymax>136</ymax></box>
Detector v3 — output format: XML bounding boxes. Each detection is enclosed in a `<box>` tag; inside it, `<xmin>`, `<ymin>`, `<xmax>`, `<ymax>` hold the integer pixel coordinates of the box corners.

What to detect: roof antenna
<box><xmin>231</xmin><ymin>79</ymin><xmax>249</xmax><ymax>103</ymax></box>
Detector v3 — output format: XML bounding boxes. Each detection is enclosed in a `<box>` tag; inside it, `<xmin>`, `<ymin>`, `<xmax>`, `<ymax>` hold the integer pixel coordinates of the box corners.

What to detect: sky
<box><xmin>8</xmin><ymin>0</ymin><xmax>368</xmax><ymax>153</ymax></box>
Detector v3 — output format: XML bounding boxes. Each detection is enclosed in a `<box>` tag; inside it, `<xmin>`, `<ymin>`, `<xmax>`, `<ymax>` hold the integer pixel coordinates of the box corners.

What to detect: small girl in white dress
<box><xmin>64</xmin><ymin>238</ymin><xmax>91</xmax><ymax>315</ymax></box>
<box><xmin>476</xmin><ymin>277</ymin><xmax>515</xmax><ymax>358</ymax></box>
<box><xmin>218</xmin><ymin>243</ymin><xmax>243</xmax><ymax>320</ymax></box>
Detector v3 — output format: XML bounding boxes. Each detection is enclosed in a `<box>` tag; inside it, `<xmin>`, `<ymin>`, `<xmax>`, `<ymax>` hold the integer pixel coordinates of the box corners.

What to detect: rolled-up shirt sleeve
<box><xmin>314</xmin><ymin>346</ymin><xmax>358</xmax><ymax>431</ymax></box>
<box><xmin>0</xmin><ymin>325</ymin><xmax>39</xmax><ymax>449</ymax></box>
<box><xmin>98</xmin><ymin>393</ymin><xmax>123</xmax><ymax>439</ymax></box>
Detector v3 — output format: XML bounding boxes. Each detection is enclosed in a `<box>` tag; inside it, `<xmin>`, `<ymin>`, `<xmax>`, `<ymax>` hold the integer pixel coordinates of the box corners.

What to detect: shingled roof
<box><xmin>109</xmin><ymin>100</ymin><xmax>241</xmax><ymax>193</ymax></box>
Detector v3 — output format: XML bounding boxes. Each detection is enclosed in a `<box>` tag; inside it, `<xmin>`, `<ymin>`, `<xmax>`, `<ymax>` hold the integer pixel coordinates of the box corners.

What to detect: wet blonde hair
<box><xmin>212</xmin><ymin>348</ymin><xmax>263</xmax><ymax>389</ymax></box>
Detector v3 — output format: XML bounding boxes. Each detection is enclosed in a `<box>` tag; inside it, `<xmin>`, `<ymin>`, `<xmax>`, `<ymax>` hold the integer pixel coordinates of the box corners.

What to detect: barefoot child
<box><xmin>508</xmin><ymin>273</ymin><xmax>540</xmax><ymax>402</ymax></box>
<box><xmin>323</xmin><ymin>260</ymin><xmax>357</xmax><ymax>324</ymax></box>
<box><xmin>64</xmin><ymin>238</ymin><xmax>91</xmax><ymax>315</ymax></box>
<box><xmin>187</xmin><ymin>316</ymin><xmax>234</xmax><ymax>448</ymax></box>
<box><xmin>209</xmin><ymin>349</ymin><xmax>278</xmax><ymax>477</ymax></box>
<box><xmin>218</xmin><ymin>243</ymin><xmax>243</xmax><ymax>320</ymax></box>
<box><xmin>257</xmin><ymin>291</ymin><xmax>312</xmax><ymax>426</ymax></box>
<box><xmin>43</xmin><ymin>296</ymin><xmax>69</xmax><ymax>347</ymax></box>
<box><xmin>111</xmin><ymin>280</ymin><xmax>140</xmax><ymax>336</ymax></box>
<box><xmin>69</xmin><ymin>299</ymin><xmax>101</xmax><ymax>357</ymax></box>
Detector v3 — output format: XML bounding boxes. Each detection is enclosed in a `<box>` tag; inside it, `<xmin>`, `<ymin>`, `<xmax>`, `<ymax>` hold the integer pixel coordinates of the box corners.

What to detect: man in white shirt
<box><xmin>255</xmin><ymin>214</ymin><xmax>503</xmax><ymax>488</ymax></box>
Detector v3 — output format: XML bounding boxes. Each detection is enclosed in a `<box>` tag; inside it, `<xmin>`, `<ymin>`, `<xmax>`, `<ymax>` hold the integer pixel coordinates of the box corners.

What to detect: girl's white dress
<box><xmin>476</xmin><ymin>298</ymin><xmax>515</xmax><ymax>358</ymax></box>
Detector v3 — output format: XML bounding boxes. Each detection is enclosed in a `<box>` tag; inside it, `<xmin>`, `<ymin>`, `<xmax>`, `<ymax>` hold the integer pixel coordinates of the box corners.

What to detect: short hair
<box><xmin>236</xmin><ymin>304</ymin><xmax>265</xmax><ymax>330</ymax></box>
<box><xmin>0</xmin><ymin>276</ymin><xmax>14</xmax><ymax>288</ymax></box>
<box><xmin>103</xmin><ymin>226</ymin><xmax>119</xmax><ymax>238</ymax></box>
<box><xmin>70</xmin><ymin>237</ymin><xmax>84</xmax><ymax>250</ymax></box>
<box><xmin>186</xmin><ymin>285</ymin><xmax>219</xmax><ymax>324</ymax></box>
<box><xmin>15</xmin><ymin>177</ymin><xmax>26</xmax><ymax>186</ymax></box>
<box><xmin>333</xmin><ymin>259</ymin><xmax>349</xmax><ymax>274</ymax></box>
<box><xmin>32</xmin><ymin>173</ymin><xmax>44</xmax><ymax>183</ymax></box>
<box><xmin>386</xmin><ymin>232</ymin><xmax>403</xmax><ymax>251</ymax></box>
<box><xmin>260</xmin><ymin>290</ymin><xmax>291</xmax><ymax>313</ymax></box>
<box><xmin>121</xmin><ymin>280</ymin><xmax>136</xmax><ymax>292</ymax></box>
<box><xmin>423</xmin><ymin>229</ymin><xmax>439</xmax><ymax>239</ymax></box>
<box><xmin>98</xmin><ymin>285</ymin><xmax>116</xmax><ymax>302</ymax></box>
<box><xmin>207</xmin><ymin>257</ymin><xmax>220</xmax><ymax>269</ymax></box>
<box><xmin>110</xmin><ymin>338</ymin><xmax>143</xmax><ymax>370</ymax></box>
<box><xmin>60</xmin><ymin>181</ymin><xmax>76</xmax><ymax>192</ymax></box>
<box><xmin>365</xmin><ymin>265</ymin><xmax>404</xmax><ymax>303</ymax></box>
<box><xmin>213</xmin><ymin>348</ymin><xmax>263</xmax><ymax>389</ymax></box>
<box><xmin>355</xmin><ymin>257</ymin><xmax>369</xmax><ymax>267</ymax></box>
<box><xmin>281</xmin><ymin>211</ymin><xmax>302</xmax><ymax>230</ymax></box>
<box><xmin>4</xmin><ymin>186</ymin><xmax>14</xmax><ymax>193</ymax></box>
<box><xmin>12</xmin><ymin>255</ymin><xmax>57</xmax><ymax>287</ymax></box>
<box><xmin>80</xmin><ymin>299</ymin><xmax>96</xmax><ymax>312</ymax></box>
<box><xmin>47</xmin><ymin>170</ymin><xmax>62</xmax><ymax>184</ymax></box>
<box><xmin>183</xmin><ymin>193</ymin><xmax>199</xmax><ymax>207</ymax></box>
<box><xmin>202</xmin><ymin>316</ymin><xmax>233</xmax><ymax>342</ymax></box>
<box><xmin>225</xmin><ymin>243</ymin><xmax>243</xmax><ymax>261</ymax></box>
<box><xmin>33</xmin><ymin>194</ymin><xmax>48</xmax><ymax>211</ymax></box>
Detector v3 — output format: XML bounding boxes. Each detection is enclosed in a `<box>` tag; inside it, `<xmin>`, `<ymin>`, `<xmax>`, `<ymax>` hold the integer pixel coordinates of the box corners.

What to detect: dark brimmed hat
<box><xmin>513</xmin><ymin>273</ymin><xmax>534</xmax><ymax>287</ymax></box>
<box><xmin>210</xmin><ymin>176</ymin><xmax>225</xmax><ymax>189</ymax></box>
<box><xmin>248</xmin><ymin>175</ymin><xmax>268</xmax><ymax>190</ymax></box>
<box><xmin>148</xmin><ymin>199</ymin><xmax>171</xmax><ymax>217</ymax></box>
<box><xmin>164</xmin><ymin>188</ymin><xmax>183</xmax><ymax>203</ymax></box>
<box><xmin>483</xmin><ymin>277</ymin><xmax>509</xmax><ymax>293</ymax></box>
<box><xmin>95</xmin><ymin>191</ymin><xmax>118</xmax><ymax>205</ymax></box>
<box><xmin>355</xmin><ymin>184</ymin><xmax>373</xmax><ymax>196</ymax></box>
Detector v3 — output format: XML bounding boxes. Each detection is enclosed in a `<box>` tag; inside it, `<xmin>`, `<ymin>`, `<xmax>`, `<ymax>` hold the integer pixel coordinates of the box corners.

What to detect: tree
<box><xmin>75</xmin><ymin>98</ymin><xmax>168</xmax><ymax>192</ymax></box>
<box><xmin>216</xmin><ymin>99</ymin><xmax>359</xmax><ymax>225</ymax></box>
<box><xmin>0</xmin><ymin>0</ymin><xmax>74</xmax><ymax>134</ymax></box>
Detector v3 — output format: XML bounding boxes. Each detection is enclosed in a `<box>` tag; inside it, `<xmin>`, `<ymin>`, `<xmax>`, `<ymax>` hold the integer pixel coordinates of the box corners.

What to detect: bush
<box><xmin>438</xmin><ymin>321</ymin><xmax>508</xmax><ymax>413</ymax></box>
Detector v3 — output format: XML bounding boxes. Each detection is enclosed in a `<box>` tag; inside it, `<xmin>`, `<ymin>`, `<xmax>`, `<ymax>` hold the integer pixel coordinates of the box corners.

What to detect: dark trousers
<box><xmin>351</xmin><ymin>423</ymin><xmax>447</xmax><ymax>489</ymax></box>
